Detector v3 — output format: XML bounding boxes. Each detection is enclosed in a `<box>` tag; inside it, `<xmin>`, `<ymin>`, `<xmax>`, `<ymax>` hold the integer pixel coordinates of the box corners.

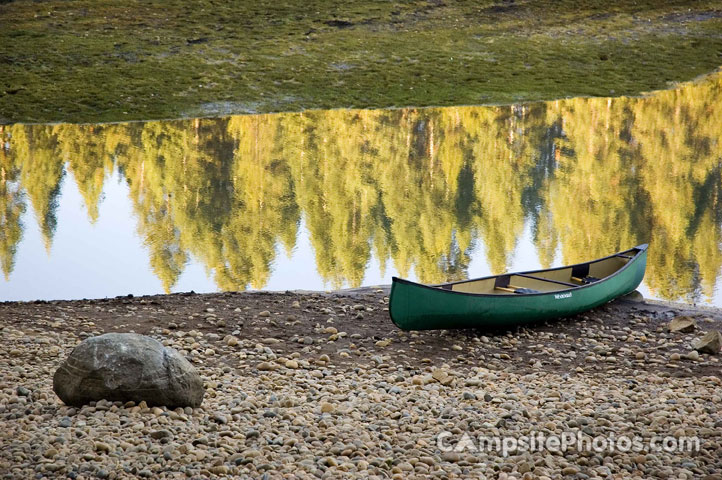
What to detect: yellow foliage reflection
<box><xmin>2</xmin><ymin>70</ymin><xmax>721</xmax><ymax>302</ymax></box>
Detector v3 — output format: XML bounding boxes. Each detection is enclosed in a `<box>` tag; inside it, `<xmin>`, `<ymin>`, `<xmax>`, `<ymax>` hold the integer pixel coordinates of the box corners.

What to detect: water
<box><xmin>1</xmin><ymin>72</ymin><xmax>721</xmax><ymax>304</ymax></box>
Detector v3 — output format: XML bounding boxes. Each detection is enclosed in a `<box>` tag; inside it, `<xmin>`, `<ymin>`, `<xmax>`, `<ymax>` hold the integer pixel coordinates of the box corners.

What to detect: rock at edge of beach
<box><xmin>692</xmin><ymin>330</ymin><xmax>722</xmax><ymax>355</ymax></box>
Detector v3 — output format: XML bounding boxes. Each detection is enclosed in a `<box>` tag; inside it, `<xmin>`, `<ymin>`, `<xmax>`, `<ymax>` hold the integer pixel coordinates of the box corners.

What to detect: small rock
<box><xmin>562</xmin><ymin>466</ymin><xmax>579</xmax><ymax>475</ymax></box>
<box><xmin>16</xmin><ymin>386</ymin><xmax>31</xmax><ymax>397</ymax></box>
<box><xmin>210</xmin><ymin>466</ymin><xmax>229</xmax><ymax>475</ymax></box>
<box><xmin>259</xmin><ymin>310</ymin><xmax>271</xmax><ymax>317</ymax></box>
<box><xmin>150</xmin><ymin>430</ymin><xmax>172</xmax><ymax>440</ymax></box>
<box><xmin>43</xmin><ymin>448</ymin><xmax>58</xmax><ymax>459</ymax></box>
<box><xmin>441</xmin><ymin>451</ymin><xmax>460</xmax><ymax>462</ymax></box>
<box><xmin>668</xmin><ymin>316</ymin><xmax>697</xmax><ymax>333</ymax></box>
<box><xmin>432</xmin><ymin>368</ymin><xmax>453</xmax><ymax>386</ymax></box>
<box><xmin>320</xmin><ymin>402</ymin><xmax>334</xmax><ymax>413</ymax></box>
<box><xmin>257</xmin><ymin>362</ymin><xmax>276</xmax><ymax>371</ymax></box>
<box><xmin>94</xmin><ymin>442</ymin><xmax>111</xmax><ymax>453</ymax></box>
<box><xmin>284</xmin><ymin>360</ymin><xmax>299</xmax><ymax>369</ymax></box>
<box><xmin>685</xmin><ymin>350</ymin><xmax>700</xmax><ymax>361</ymax></box>
<box><xmin>411</xmin><ymin>375</ymin><xmax>428</xmax><ymax>385</ymax></box>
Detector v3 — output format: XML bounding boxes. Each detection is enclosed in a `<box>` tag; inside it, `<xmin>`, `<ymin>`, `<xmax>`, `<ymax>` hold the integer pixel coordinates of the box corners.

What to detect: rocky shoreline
<box><xmin>1</xmin><ymin>289</ymin><xmax>721</xmax><ymax>479</ymax></box>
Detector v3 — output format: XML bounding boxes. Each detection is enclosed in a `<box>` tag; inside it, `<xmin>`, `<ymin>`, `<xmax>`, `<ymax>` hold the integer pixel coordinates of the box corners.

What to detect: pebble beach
<box><xmin>1</xmin><ymin>289</ymin><xmax>721</xmax><ymax>479</ymax></box>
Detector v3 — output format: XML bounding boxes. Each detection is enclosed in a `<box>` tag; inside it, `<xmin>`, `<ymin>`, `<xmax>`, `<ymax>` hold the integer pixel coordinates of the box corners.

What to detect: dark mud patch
<box><xmin>661</xmin><ymin>10</ymin><xmax>722</xmax><ymax>23</ymax></box>
<box><xmin>324</xmin><ymin>20</ymin><xmax>354</xmax><ymax>29</ymax></box>
<box><xmin>1</xmin><ymin>289</ymin><xmax>720</xmax><ymax>380</ymax></box>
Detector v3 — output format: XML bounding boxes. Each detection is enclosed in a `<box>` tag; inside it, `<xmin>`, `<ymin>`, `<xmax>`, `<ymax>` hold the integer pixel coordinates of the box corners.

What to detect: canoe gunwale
<box><xmin>391</xmin><ymin>244</ymin><xmax>648</xmax><ymax>299</ymax></box>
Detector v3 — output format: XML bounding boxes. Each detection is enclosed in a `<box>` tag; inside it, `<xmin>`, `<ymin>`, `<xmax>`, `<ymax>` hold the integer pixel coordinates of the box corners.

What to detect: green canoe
<box><xmin>389</xmin><ymin>244</ymin><xmax>648</xmax><ymax>330</ymax></box>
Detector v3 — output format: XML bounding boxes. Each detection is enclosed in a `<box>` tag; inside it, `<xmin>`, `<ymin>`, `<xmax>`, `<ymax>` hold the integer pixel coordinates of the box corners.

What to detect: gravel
<box><xmin>1</xmin><ymin>290</ymin><xmax>721</xmax><ymax>478</ymax></box>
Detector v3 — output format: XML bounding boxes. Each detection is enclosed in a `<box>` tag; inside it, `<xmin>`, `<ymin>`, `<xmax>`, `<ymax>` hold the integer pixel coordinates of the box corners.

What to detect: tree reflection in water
<box><xmin>1</xmin><ymin>71</ymin><xmax>721</xmax><ymax>303</ymax></box>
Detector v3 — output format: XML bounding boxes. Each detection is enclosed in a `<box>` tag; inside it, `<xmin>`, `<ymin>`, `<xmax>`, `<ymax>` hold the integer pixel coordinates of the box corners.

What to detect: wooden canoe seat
<box><xmin>571</xmin><ymin>276</ymin><xmax>601</xmax><ymax>285</ymax></box>
<box><xmin>494</xmin><ymin>285</ymin><xmax>542</xmax><ymax>294</ymax></box>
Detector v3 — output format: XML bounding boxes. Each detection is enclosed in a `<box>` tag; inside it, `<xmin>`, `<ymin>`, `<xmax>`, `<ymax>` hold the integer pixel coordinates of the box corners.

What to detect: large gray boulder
<box><xmin>53</xmin><ymin>333</ymin><xmax>204</xmax><ymax>408</ymax></box>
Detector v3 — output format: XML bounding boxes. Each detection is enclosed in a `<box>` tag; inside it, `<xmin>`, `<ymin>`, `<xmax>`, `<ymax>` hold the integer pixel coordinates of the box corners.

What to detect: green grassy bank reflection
<box><xmin>2</xmin><ymin>71</ymin><xmax>721</xmax><ymax>302</ymax></box>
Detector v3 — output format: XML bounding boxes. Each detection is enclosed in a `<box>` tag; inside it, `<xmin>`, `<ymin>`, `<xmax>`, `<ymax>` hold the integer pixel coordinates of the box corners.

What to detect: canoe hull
<box><xmin>389</xmin><ymin>247</ymin><xmax>647</xmax><ymax>330</ymax></box>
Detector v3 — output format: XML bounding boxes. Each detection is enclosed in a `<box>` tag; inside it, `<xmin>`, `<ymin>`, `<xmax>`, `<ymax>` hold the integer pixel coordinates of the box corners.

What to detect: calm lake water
<box><xmin>1</xmin><ymin>72</ymin><xmax>721</xmax><ymax>305</ymax></box>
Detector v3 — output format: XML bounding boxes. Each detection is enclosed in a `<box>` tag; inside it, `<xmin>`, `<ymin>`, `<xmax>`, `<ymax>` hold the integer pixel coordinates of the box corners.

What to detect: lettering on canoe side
<box><xmin>554</xmin><ymin>292</ymin><xmax>573</xmax><ymax>300</ymax></box>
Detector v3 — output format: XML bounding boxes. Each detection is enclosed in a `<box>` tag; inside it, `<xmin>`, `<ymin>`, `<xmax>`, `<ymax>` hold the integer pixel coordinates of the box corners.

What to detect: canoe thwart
<box><xmin>516</xmin><ymin>273</ymin><xmax>577</xmax><ymax>287</ymax></box>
